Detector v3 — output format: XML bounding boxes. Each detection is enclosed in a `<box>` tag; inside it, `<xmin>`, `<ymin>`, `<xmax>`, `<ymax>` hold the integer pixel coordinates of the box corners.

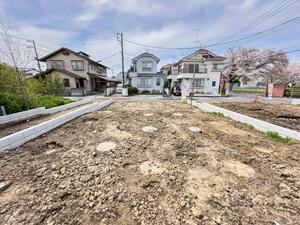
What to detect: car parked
<box><xmin>171</xmin><ymin>86</ymin><xmax>181</xmax><ymax>96</ymax></box>
<box><xmin>116</xmin><ymin>84</ymin><xmax>123</xmax><ymax>93</ymax></box>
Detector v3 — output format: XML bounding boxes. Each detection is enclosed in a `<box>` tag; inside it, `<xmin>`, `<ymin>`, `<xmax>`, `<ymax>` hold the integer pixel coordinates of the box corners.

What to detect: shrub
<box><xmin>38</xmin><ymin>74</ymin><xmax>65</xmax><ymax>95</ymax></box>
<box><xmin>0</xmin><ymin>92</ymin><xmax>24</xmax><ymax>114</ymax></box>
<box><xmin>265</xmin><ymin>131</ymin><xmax>292</xmax><ymax>144</ymax></box>
<box><xmin>0</xmin><ymin>64</ymin><xmax>70</xmax><ymax>114</ymax></box>
<box><xmin>32</xmin><ymin>95</ymin><xmax>73</xmax><ymax>109</ymax></box>
<box><xmin>126</xmin><ymin>85</ymin><xmax>138</xmax><ymax>95</ymax></box>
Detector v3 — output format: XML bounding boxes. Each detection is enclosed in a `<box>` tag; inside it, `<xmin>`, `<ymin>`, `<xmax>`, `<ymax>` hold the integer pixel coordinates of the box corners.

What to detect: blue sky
<box><xmin>1</xmin><ymin>0</ymin><xmax>300</xmax><ymax>75</ymax></box>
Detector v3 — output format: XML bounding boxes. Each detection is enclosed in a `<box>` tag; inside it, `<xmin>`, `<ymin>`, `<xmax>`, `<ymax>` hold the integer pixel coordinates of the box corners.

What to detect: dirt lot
<box><xmin>215</xmin><ymin>102</ymin><xmax>300</xmax><ymax>131</ymax></box>
<box><xmin>0</xmin><ymin>101</ymin><xmax>299</xmax><ymax>225</ymax></box>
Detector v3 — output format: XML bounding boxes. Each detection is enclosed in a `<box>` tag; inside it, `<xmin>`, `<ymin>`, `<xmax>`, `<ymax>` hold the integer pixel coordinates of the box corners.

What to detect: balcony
<box><xmin>179</xmin><ymin>68</ymin><xmax>207</xmax><ymax>74</ymax></box>
<box><xmin>211</xmin><ymin>68</ymin><xmax>223</xmax><ymax>72</ymax></box>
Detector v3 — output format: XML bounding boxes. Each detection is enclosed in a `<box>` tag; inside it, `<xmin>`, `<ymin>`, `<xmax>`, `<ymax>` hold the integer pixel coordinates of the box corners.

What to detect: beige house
<box><xmin>166</xmin><ymin>49</ymin><xmax>225</xmax><ymax>96</ymax></box>
<box><xmin>37</xmin><ymin>47</ymin><xmax>117</xmax><ymax>95</ymax></box>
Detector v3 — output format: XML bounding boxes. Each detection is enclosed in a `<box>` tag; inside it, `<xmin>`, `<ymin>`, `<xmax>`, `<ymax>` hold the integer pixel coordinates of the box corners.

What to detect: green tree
<box><xmin>41</xmin><ymin>74</ymin><xmax>65</xmax><ymax>95</ymax></box>
<box><xmin>0</xmin><ymin>63</ymin><xmax>27</xmax><ymax>113</ymax></box>
<box><xmin>0</xmin><ymin>64</ymin><xmax>68</xmax><ymax>114</ymax></box>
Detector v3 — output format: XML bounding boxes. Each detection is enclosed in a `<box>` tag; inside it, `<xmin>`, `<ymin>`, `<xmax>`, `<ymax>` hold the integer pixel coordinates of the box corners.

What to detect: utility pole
<box><xmin>190</xmin><ymin>48</ymin><xmax>196</xmax><ymax>106</ymax></box>
<box><xmin>117</xmin><ymin>32</ymin><xmax>125</xmax><ymax>87</ymax></box>
<box><xmin>190</xmin><ymin>29</ymin><xmax>200</xmax><ymax>106</ymax></box>
<box><xmin>27</xmin><ymin>39</ymin><xmax>42</xmax><ymax>72</ymax></box>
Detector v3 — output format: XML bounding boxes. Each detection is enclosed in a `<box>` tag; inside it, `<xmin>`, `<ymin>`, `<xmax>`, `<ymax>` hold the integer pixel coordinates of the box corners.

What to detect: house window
<box><xmin>71</xmin><ymin>60</ymin><xmax>84</xmax><ymax>71</ymax></box>
<box><xmin>213</xmin><ymin>64</ymin><xmax>223</xmax><ymax>70</ymax></box>
<box><xmin>142</xmin><ymin>61</ymin><xmax>152</xmax><ymax>72</ymax></box>
<box><xmin>171</xmin><ymin>68</ymin><xmax>178</xmax><ymax>75</ymax></box>
<box><xmin>138</xmin><ymin>77</ymin><xmax>151</xmax><ymax>87</ymax></box>
<box><xmin>212</xmin><ymin>81</ymin><xmax>216</xmax><ymax>87</ymax></box>
<box><xmin>194</xmin><ymin>79</ymin><xmax>205</xmax><ymax>87</ymax></box>
<box><xmin>213</xmin><ymin>64</ymin><xmax>218</xmax><ymax>70</ymax></box>
<box><xmin>156</xmin><ymin>78</ymin><xmax>161</xmax><ymax>86</ymax></box>
<box><xmin>50</xmin><ymin>60</ymin><xmax>64</xmax><ymax>69</ymax></box>
<box><xmin>188</xmin><ymin>64</ymin><xmax>199</xmax><ymax>73</ymax></box>
<box><xmin>63</xmin><ymin>79</ymin><xmax>70</xmax><ymax>87</ymax></box>
<box><xmin>97</xmin><ymin>66</ymin><xmax>104</xmax><ymax>73</ymax></box>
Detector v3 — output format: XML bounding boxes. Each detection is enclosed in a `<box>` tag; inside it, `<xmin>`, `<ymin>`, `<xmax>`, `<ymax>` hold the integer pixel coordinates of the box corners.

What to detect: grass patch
<box><xmin>208</xmin><ymin>112</ymin><xmax>224</xmax><ymax>117</ymax></box>
<box><xmin>32</xmin><ymin>95</ymin><xmax>74</xmax><ymax>109</ymax></box>
<box><xmin>265</xmin><ymin>131</ymin><xmax>292</xmax><ymax>144</ymax></box>
<box><xmin>284</xmin><ymin>87</ymin><xmax>300</xmax><ymax>98</ymax></box>
<box><xmin>241</xmin><ymin>122</ymin><xmax>254</xmax><ymax>130</ymax></box>
<box><xmin>233</xmin><ymin>88</ymin><xmax>265</xmax><ymax>95</ymax></box>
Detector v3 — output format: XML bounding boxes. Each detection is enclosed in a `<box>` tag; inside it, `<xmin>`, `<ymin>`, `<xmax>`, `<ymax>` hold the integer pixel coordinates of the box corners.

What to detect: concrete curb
<box><xmin>0</xmin><ymin>99</ymin><xmax>113</xmax><ymax>152</ymax></box>
<box><xmin>0</xmin><ymin>107</ymin><xmax>45</xmax><ymax>125</ymax></box>
<box><xmin>291</xmin><ymin>99</ymin><xmax>300</xmax><ymax>105</ymax></box>
<box><xmin>188</xmin><ymin>99</ymin><xmax>300</xmax><ymax>141</ymax></box>
<box><xmin>0</xmin><ymin>97</ymin><xmax>96</xmax><ymax>125</ymax></box>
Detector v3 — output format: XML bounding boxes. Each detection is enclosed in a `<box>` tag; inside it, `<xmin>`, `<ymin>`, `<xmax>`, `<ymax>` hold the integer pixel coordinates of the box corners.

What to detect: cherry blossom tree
<box><xmin>223</xmin><ymin>47</ymin><xmax>260</xmax><ymax>93</ymax></box>
<box><xmin>285</xmin><ymin>63</ymin><xmax>300</xmax><ymax>84</ymax></box>
<box><xmin>254</xmin><ymin>49</ymin><xmax>289</xmax><ymax>84</ymax></box>
<box><xmin>223</xmin><ymin>47</ymin><xmax>289</xmax><ymax>94</ymax></box>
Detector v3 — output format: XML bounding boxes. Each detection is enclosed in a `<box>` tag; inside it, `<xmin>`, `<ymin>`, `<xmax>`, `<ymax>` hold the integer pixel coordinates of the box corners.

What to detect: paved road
<box><xmin>95</xmin><ymin>93</ymin><xmax>296</xmax><ymax>104</ymax></box>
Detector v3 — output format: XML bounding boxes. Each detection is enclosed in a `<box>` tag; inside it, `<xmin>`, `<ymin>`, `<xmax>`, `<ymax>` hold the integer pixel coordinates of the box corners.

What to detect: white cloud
<box><xmin>75</xmin><ymin>0</ymin><xmax>228</xmax><ymax>22</ymax></box>
<box><xmin>12</xmin><ymin>24</ymin><xmax>74</xmax><ymax>51</ymax></box>
<box><xmin>2</xmin><ymin>0</ymin><xmax>298</xmax><ymax>72</ymax></box>
<box><xmin>83</xmin><ymin>19</ymin><xmax>233</xmax><ymax>73</ymax></box>
<box><xmin>81</xmin><ymin>0</ymin><xmax>281</xmax><ymax>73</ymax></box>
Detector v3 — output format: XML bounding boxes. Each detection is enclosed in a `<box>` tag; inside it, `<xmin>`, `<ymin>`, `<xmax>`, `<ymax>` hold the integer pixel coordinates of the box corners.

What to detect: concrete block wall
<box><xmin>188</xmin><ymin>99</ymin><xmax>300</xmax><ymax>141</ymax></box>
<box><xmin>0</xmin><ymin>107</ymin><xmax>45</xmax><ymax>125</ymax></box>
<box><xmin>0</xmin><ymin>97</ymin><xmax>96</xmax><ymax>125</ymax></box>
<box><xmin>0</xmin><ymin>99</ymin><xmax>113</xmax><ymax>152</ymax></box>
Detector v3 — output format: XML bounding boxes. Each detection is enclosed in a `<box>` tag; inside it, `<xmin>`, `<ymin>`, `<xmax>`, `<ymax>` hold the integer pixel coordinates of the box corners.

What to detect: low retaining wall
<box><xmin>188</xmin><ymin>99</ymin><xmax>300</xmax><ymax>141</ymax></box>
<box><xmin>0</xmin><ymin>97</ymin><xmax>96</xmax><ymax>125</ymax></box>
<box><xmin>291</xmin><ymin>99</ymin><xmax>300</xmax><ymax>105</ymax></box>
<box><xmin>0</xmin><ymin>107</ymin><xmax>45</xmax><ymax>125</ymax></box>
<box><xmin>44</xmin><ymin>96</ymin><xmax>96</xmax><ymax>114</ymax></box>
<box><xmin>0</xmin><ymin>99</ymin><xmax>113</xmax><ymax>152</ymax></box>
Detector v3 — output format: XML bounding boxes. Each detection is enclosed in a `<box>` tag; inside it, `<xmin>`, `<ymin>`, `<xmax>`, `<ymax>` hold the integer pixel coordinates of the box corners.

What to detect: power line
<box><xmin>123</xmin><ymin>38</ymin><xmax>195</xmax><ymax>50</ymax></box>
<box><xmin>98</xmin><ymin>52</ymin><xmax>120</xmax><ymax>62</ymax></box>
<box><xmin>225</xmin><ymin>49</ymin><xmax>300</xmax><ymax>66</ymax></box>
<box><xmin>237</xmin><ymin>0</ymin><xmax>298</xmax><ymax>34</ymax></box>
<box><xmin>123</xmin><ymin>15</ymin><xmax>300</xmax><ymax>50</ymax></box>
<box><xmin>0</xmin><ymin>31</ymin><xmax>31</xmax><ymax>41</ymax></box>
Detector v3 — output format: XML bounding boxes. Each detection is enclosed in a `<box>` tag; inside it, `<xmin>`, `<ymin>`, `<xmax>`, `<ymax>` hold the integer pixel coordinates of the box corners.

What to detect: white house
<box><xmin>128</xmin><ymin>52</ymin><xmax>165</xmax><ymax>93</ymax></box>
<box><xmin>166</xmin><ymin>49</ymin><xmax>225</xmax><ymax>96</ymax></box>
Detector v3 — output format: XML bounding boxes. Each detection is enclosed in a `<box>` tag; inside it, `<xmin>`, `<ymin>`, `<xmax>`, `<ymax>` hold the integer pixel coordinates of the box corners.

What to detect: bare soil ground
<box><xmin>0</xmin><ymin>101</ymin><xmax>299</xmax><ymax>225</ymax></box>
<box><xmin>215</xmin><ymin>102</ymin><xmax>300</xmax><ymax>131</ymax></box>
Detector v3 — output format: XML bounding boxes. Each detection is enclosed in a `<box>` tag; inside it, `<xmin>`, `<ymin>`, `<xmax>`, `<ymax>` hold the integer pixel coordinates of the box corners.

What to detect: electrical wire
<box><xmin>123</xmin><ymin>15</ymin><xmax>300</xmax><ymax>50</ymax></box>
<box><xmin>98</xmin><ymin>52</ymin><xmax>120</xmax><ymax>62</ymax></box>
<box><xmin>237</xmin><ymin>0</ymin><xmax>298</xmax><ymax>34</ymax></box>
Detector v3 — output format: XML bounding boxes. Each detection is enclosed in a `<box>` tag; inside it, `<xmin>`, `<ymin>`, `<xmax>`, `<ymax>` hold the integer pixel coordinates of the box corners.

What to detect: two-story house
<box><xmin>37</xmin><ymin>47</ymin><xmax>115</xmax><ymax>96</ymax></box>
<box><xmin>128</xmin><ymin>52</ymin><xmax>165</xmax><ymax>93</ymax></box>
<box><xmin>166</xmin><ymin>49</ymin><xmax>225</xmax><ymax>96</ymax></box>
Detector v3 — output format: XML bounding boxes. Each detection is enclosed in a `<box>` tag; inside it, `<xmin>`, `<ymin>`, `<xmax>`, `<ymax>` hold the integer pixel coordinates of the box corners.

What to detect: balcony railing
<box><xmin>179</xmin><ymin>68</ymin><xmax>207</xmax><ymax>74</ymax></box>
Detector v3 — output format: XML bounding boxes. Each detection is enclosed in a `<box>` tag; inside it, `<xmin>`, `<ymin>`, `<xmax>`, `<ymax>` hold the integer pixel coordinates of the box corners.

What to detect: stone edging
<box><xmin>0</xmin><ymin>99</ymin><xmax>113</xmax><ymax>152</ymax></box>
<box><xmin>188</xmin><ymin>99</ymin><xmax>300</xmax><ymax>141</ymax></box>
